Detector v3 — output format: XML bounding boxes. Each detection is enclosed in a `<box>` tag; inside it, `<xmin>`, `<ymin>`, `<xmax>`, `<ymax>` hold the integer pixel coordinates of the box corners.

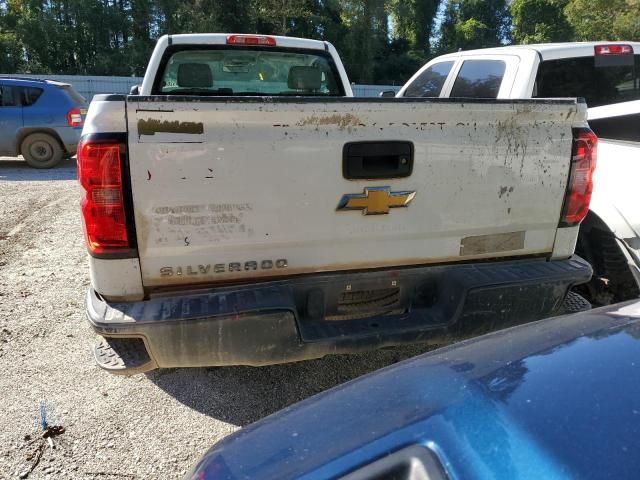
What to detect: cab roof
<box><xmin>436</xmin><ymin>41</ymin><xmax>640</xmax><ymax>61</ymax></box>
<box><xmin>162</xmin><ymin>33</ymin><xmax>329</xmax><ymax>52</ymax></box>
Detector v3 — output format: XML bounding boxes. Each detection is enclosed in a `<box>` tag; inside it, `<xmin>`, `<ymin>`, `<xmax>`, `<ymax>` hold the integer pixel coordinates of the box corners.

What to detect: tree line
<box><xmin>0</xmin><ymin>0</ymin><xmax>638</xmax><ymax>84</ymax></box>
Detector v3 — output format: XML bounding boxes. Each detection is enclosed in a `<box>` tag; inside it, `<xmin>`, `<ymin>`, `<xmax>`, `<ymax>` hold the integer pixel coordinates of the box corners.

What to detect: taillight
<box><xmin>560</xmin><ymin>128</ymin><xmax>598</xmax><ymax>226</ymax></box>
<box><xmin>595</xmin><ymin>44</ymin><xmax>633</xmax><ymax>55</ymax></box>
<box><xmin>77</xmin><ymin>138</ymin><xmax>133</xmax><ymax>256</ymax></box>
<box><xmin>67</xmin><ymin>107</ymin><xmax>83</xmax><ymax>127</ymax></box>
<box><xmin>226</xmin><ymin>34</ymin><xmax>276</xmax><ymax>46</ymax></box>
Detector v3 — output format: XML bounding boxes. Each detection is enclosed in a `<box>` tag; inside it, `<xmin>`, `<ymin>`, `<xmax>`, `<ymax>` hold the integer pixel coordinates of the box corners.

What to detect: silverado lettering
<box><xmin>160</xmin><ymin>260</ymin><xmax>288</xmax><ymax>277</ymax></box>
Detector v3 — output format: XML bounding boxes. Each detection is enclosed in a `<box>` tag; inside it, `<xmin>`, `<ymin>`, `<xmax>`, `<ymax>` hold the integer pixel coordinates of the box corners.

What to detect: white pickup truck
<box><xmin>397</xmin><ymin>41</ymin><xmax>640</xmax><ymax>305</ymax></box>
<box><xmin>80</xmin><ymin>34</ymin><xmax>594</xmax><ymax>374</ymax></box>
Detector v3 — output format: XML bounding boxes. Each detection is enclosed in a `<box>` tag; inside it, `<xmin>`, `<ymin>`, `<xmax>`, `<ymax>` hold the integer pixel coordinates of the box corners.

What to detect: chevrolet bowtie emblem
<box><xmin>337</xmin><ymin>187</ymin><xmax>416</xmax><ymax>215</ymax></box>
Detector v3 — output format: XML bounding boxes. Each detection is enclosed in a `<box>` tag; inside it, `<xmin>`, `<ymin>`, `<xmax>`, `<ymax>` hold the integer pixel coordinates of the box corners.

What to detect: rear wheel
<box><xmin>575</xmin><ymin>216</ymin><xmax>640</xmax><ymax>306</ymax></box>
<box><xmin>21</xmin><ymin>133</ymin><xmax>64</xmax><ymax>169</ymax></box>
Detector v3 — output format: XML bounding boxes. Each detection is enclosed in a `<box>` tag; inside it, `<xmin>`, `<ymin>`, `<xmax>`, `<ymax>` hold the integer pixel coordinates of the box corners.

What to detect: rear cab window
<box><xmin>402</xmin><ymin>61</ymin><xmax>454</xmax><ymax>97</ymax></box>
<box><xmin>534</xmin><ymin>53</ymin><xmax>640</xmax><ymax>108</ymax></box>
<box><xmin>450</xmin><ymin>60</ymin><xmax>507</xmax><ymax>98</ymax></box>
<box><xmin>154</xmin><ymin>46</ymin><xmax>344</xmax><ymax>96</ymax></box>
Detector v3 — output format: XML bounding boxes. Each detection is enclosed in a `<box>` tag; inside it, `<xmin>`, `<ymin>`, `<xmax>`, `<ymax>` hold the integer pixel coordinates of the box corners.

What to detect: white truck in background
<box><xmin>397</xmin><ymin>41</ymin><xmax>640</xmax><ymax>305</ymax></box>
<box><xmin>80</xmin><ymin>34</ymin><xmax>593</xmax><ymax>374</ymax></box>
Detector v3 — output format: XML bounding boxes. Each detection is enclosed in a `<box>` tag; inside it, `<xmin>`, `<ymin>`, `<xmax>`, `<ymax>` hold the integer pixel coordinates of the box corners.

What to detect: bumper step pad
<box><xmin>557</xmin><ymin>291</ymin><xmax>592</xmax><ymax>315</ymax></box>
<box><xmin>93</xmin><ymin>336</ymin><xmax>156</xmax><ymax>375</ymax></box>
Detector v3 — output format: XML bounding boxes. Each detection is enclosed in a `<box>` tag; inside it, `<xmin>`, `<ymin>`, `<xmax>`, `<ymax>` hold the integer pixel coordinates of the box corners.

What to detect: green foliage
<box><xmin>437</xmin><ymin>0</ymin><xmax>511</xmax><ymax>53</ymax></box>
<box><xmin>0</xmin><ymin>0</ymin><xmax>438</xmax><ymax>83</ymax></box>
<box><xmin>511</xmin><ymin>0</ymin><xmax>573</xmax><ymax>43</ymax></box>
<box><xmin>373</xmin><ymin>38</ymin><xmax>425</xmax><ymax>85</ymax></box>
<box><xmin>0</xmin><ymin>0</ymin><xmax>637</xmax><ymax>84</ymax></box>
<box><xmin>338</xmin><ymin>0</ymin><xmax>388</xmax><ymax>83</ymax></box>
<box><xmin>565</xmin><ymin>0</ymin><xmax>640</xmax><ymax>41</ymax></box>
<box><xmin>254</xmin><ymin>0</ymin><xmax>314</xmax><ymax>35</ymax></box>
<box><xmin>0</xmin><ymin>31</ymin><xmax>23</xmax><ymax>72</ymax></box>
<box><xmin>613</xmin><ymin>0</ymin><xmax>640</xmax><ymax>40</ymax></box>
<box><xmin>389</xmin><ymin>0</ymin><xmax>439</xmax><ymax>55</ymax></box>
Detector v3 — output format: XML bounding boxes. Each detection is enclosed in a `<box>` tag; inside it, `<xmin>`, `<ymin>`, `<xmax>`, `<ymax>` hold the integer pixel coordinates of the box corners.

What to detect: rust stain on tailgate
<box><xmin>460</xmin><ymin>231</ymin><xmax>525</xmax><ymax>256</ymax></box>
<box><xmin>297</xmin><ymin>113</ymin><xmax>362</xmax><ymax>130</ymax></box>
<box><xmin>138</xmin><ymin>118</ymin><xmax>204</xmax><ymax>136</ymax></box>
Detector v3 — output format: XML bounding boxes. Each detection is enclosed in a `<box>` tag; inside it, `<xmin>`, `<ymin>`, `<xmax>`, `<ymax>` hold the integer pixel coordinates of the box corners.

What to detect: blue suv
<box><xmin>0</xmin><ymin>78</ymin><xmax>87</xmax><ymax>168</ymax></box>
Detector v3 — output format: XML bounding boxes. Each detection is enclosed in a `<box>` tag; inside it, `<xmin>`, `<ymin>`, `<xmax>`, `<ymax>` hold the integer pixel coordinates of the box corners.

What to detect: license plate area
<box><xmin>316</xmin><ymin>277</ymin><xmax>411</xmax><ymax>322</ymax></box>
<box><xmin>295</xmin><ymin>276</ymin><xmax>433</xmax><ymax>342</ymax></box>
<box><xmin>327</xmin><ymin>286</ymin><xmax>402</xmax><ymax>321</ymax></box>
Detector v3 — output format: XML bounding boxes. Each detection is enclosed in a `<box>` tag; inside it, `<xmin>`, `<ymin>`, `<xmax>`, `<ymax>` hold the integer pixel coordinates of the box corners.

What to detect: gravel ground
<box><xmin>0</xmin><ymin>157</ymin><xmax>437</xmax><ymax>480</ymax></box>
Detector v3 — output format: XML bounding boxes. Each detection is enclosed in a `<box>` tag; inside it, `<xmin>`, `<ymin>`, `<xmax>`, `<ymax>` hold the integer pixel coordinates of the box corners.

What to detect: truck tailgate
<box><xmin>126</xmin><ymin>97</ymin><xmax>582</xmax><ymax>287</ymax></box>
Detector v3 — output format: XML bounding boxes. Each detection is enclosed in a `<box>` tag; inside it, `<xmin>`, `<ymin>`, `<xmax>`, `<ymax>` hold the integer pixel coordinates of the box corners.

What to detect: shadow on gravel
<box><xmin>147</xmin><ymin>343</ymin><xmax>438</xmax><ymax>427</ymax></box>
<box><xmin>0</xmin><ymin>157</ymin><xmax>77</xmax><ymax>181</ymax></box>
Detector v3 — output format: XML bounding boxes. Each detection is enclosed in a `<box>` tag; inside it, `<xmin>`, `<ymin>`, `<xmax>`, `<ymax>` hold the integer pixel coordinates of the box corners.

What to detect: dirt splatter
<box><xmin>499</xmin><ymin>186</ymin><xmax>515</xmax><ymax>198</ymax></box>
<box><xmin>297</xmin><ymin>113</ymin><xmax>363</xmax><ymax>130</ymax></box>
<box><xmin>138</xmin><ymin>118</ymin><xmax>204</xmax><ymax>136</ymax></box>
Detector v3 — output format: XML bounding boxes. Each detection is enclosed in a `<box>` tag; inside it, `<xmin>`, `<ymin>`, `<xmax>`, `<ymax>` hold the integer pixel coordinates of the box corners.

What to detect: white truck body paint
<box><xmin>82</xmin><ymin>98</ymin><xmax>127</xmax><ymax>134</ymax></box>
<box><xmin>126</xmin><ymin>98</ymin><xmax>584</xmax><ymax>287</ymax></box>
<box><xmin>81</xmin><ymin>35</ymin><xmax>596</xmax><ymax>371</ymax></box>
<box><xmin>89</xmin><ymin>257</ymin><xmax>144</xmax><ymax>301</ymax></box>
<box><xmin>588</xmin><ymin>100</ymin><xmax>640</xmax><ymax>121</ymax></box>
<box><xmin>82</xmin><ymin>36</ymin><xmax>587</xmax><ymax>299</ymax></box>
<box><xmin>551</xmin><ymin>226</ymin><xmax>580</xmax><ymax>260</ymax></box>
<box><xmin>398</xmin><ymin>41</ymin><xmax>640</xmax><ymax>261</ymax></box>
<box><xmin>82</xmin><ymin>97</ymin><xmax>144</xmax><ymax>300</ymax></box>
<box><xmin>590</xmin><ymin>140</ymin><xmax>640</xmax><ymax>240</ymax></box>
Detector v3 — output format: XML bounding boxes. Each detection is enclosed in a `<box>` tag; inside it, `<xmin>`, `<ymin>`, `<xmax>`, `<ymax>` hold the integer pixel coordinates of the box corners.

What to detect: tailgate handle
<box><xmin>343</xmin><ymin>141</ymin><xmax>414</xmax><ymax>180</ymax></box>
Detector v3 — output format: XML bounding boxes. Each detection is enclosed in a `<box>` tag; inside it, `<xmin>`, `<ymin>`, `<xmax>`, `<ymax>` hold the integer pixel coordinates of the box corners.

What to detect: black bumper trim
<box><xmin>87</xmin><ymin>256</ymin><xmax>592</xmax><ymax>370</ymax></box>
